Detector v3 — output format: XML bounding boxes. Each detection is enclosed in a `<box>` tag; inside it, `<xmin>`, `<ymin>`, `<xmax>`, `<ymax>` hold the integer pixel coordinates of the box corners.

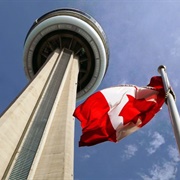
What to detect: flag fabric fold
<box><xmin>73</xmin><ymin>76</ymin><xmax>165</xmax><ymax>147</ymax></box>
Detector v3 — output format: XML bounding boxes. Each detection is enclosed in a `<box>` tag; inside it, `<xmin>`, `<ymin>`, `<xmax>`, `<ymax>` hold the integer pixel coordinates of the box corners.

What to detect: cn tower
<box><xmin>0</xmin><ymin>9</ymin><xmax>109</xmax><ymax>179</ymax></box>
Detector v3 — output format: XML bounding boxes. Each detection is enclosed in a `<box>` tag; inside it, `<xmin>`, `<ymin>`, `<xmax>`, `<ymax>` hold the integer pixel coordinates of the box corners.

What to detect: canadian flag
<box><xmin>73</xmin><ymin>76</ymin><xmax>165</xmax><ymax>147</ymax></box>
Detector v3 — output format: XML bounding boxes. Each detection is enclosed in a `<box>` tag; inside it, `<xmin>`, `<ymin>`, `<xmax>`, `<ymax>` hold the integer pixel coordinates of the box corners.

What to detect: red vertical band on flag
<box><xmin>74</xmin><ymin>91</ymin><xmax>116</xmax><ymax>146</ymax></box>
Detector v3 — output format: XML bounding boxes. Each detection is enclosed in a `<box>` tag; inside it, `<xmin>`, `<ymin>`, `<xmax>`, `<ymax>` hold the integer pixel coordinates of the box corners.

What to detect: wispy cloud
<box><xmin>139</xmin><ymin>161</ymin><xmax>177</xmax><ymax>180</ymax></box>
<box><xmin>122</xmin><ymin>144</ymin><xmax>138</xmax><ymax>160</ymax></box>
<box><xmin>170</xmin><ymin>36</ymin><xmax>180</xmax><ymax>58</ymax></box>
<box><xmin>80</xmin><ymin>149</ymin><xmax>97</xmax><ymax>161</ymax></box>
<box><xmin>81</xmin><ymin>154</ymin><xmax>91</xmax><ymax>160</ymax></box>
<box><xmin>146</xmin><ymin>132</ymin><xmax>165</xmax><ymax>155</ymax></box>
<box><xmin>168</xmin><ymin>145</ymin><xmax>180</xmax><ymax>163</ymax></box>
<box><xmin>171</xmin><ymin>79</ymin><xmax>179</xmax><ymax>88</ymax></box>
<box><xmin>139</xmin><ymin>145</ymin><xmax>179</xmax><ymax>180</ymax></box>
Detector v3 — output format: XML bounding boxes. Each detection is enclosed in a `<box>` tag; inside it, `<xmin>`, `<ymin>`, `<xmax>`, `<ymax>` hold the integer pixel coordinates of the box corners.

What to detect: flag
<box><xmin>73</xmin><ymin>76</ymin><xmax>165</xmax><ymax>147</ymax></box>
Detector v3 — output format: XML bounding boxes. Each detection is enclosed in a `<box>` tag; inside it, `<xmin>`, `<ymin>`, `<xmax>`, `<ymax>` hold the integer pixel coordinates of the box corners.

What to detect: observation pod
<box><xmin>23</xmin><ymin>8</ymin><xmax>109</xmax><ymax>101</ymax></box>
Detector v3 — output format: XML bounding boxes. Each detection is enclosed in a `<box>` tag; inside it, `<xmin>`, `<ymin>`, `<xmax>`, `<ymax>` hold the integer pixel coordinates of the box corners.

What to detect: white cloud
<box><xmin>80</xmin><ymin>153</ymin><xmax>91</xmax><ymax>161</ymax></box>
<box><xmin>139</xmin><ymin>161</ymin><xmax>177</xmax><ymax>180</ymax></box>
<box><xmin>168</xmin><ymin>145</ymin><xmax>180</xmax><ymax>163</ymax></box>
<box><xmin>169</xmin><ymin>33</ymin><xmax>180</xmax><ymax>60</ymax></box>
<box><xmin>171</xmin><ymin>79</ymin><xmax>179</xmax><ymax>88</ymax></box>
<box><xmin>82</xmin><ymin>154</ymin><xmax>90</xmax><ymax>159</ymax></box>
<box><xmin>170</xmin><ymin>36</ymin><xmax>180</xmax><ymax>58</ymax></box>
<box><xmin>123</xmin><ymin>144</ymin><xmax>138</xmax><ymax>160</ymax></box>
<box><xmin>138</xmin><ymin>144</ymin><xmax>179</xmax><ymax>180</ymax></box>
<box><xmin>80</xmin><ymin>149</ymin><xmax>97</xmax><ymax>161</ymax></box>
<box><xmin>146</xmin><ymin>132</ymin><xmax>165</xmax><ymax>155</ymax></box>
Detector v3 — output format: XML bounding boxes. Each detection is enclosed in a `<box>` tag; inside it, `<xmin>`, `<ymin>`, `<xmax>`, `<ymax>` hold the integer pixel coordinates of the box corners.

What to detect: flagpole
<box><xmin>158</xmin><ymin>65</ymin><xmax>180</xmax><ymax>153</ymax></box>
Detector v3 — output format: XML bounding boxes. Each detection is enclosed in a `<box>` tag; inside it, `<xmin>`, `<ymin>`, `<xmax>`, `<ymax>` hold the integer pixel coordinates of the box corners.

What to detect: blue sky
<box><xmin>0</xmin><ymin>1</ymin><xmax>180</xmax><ymax>179</ymax></box>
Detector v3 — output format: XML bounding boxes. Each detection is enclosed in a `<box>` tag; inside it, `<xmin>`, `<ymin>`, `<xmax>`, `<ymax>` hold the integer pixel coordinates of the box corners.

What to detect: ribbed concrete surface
<box><xmin>0</xmin><ymin>49</ymin><xmax>78</xmax><ymax>180</ymax></box>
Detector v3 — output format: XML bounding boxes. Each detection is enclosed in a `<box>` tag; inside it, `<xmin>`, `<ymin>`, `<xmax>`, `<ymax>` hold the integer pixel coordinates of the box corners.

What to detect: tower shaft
<box><xmin>0</xmin><ymin>49</ymin><xmax>78</xmax><ymax>179</ymax></box>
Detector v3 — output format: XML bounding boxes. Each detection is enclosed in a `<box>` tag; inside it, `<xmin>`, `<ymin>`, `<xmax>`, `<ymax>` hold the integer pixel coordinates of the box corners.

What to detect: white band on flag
<box><xmin>101</xmin><ymin>86</ymin><xmax>136</xmax><ymax>129</ymax></box>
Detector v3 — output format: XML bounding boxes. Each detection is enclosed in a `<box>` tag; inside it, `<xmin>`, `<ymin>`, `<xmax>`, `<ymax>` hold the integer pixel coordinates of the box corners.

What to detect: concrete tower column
<box><xmin>28</xmin><ymin>50</ymin><xmax>79</xmax><ymax>179</ymax></box>
<box><xmin>0</xmin><ymin>9</ymin><xmax>109</xmax><ymax>180</ymax></box>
